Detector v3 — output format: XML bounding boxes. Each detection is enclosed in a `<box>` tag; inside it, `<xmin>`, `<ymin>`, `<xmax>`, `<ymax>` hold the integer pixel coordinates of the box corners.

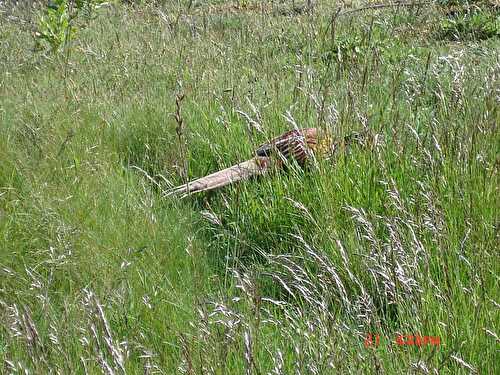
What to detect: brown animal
<box><xmin>166</xmin><ymin>128</ymin><xmax>363</xmax><ymax>197</ymax></box>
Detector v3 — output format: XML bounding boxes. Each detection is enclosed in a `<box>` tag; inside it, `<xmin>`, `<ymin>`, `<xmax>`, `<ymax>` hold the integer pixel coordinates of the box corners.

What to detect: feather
<box><xmin>165</xmin><ymin>156</ymin><xmax>272</xmax><ymax>198</ymax></box>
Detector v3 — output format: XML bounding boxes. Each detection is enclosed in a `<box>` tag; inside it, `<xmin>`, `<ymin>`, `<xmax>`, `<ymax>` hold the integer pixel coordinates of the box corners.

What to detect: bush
<box><xmin>34</xmin><ymin>0</ymin><xmax>109</xmax><ymax>53</ymax></box>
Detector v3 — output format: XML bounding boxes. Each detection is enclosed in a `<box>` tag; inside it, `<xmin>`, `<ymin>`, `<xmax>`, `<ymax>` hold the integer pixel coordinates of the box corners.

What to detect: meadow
<box><xmin>0</xmin><ymin>0</ymin><xmax>498</xmax><ymax>373</ymax></box>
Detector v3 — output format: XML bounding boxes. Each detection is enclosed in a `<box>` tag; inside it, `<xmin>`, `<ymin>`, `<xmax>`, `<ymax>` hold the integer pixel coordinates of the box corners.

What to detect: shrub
<box><xmin>34</xmin><ymin>0</ymin><xmax>109</xmax><ymax>53</ymax></box>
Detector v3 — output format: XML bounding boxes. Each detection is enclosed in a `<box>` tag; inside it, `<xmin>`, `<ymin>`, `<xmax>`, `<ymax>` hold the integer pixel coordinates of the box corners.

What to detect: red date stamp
<box><xmin>364</xmin><ymin>333</ymin><xmax>441</xmax><ymax>348</ymax></box>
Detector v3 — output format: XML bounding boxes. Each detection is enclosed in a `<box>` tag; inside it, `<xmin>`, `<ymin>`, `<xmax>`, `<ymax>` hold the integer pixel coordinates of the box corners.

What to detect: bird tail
<box><xmin>165</xmin><ymin>156</ymin><xmax>272</xmax><ymax>197</ymax></box>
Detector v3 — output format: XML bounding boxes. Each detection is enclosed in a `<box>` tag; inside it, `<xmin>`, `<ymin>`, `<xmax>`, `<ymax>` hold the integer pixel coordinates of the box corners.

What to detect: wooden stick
<box><xmin>338</xmin><ymin>1</ymin><xmax>432</xmax><ymax>17</ymax></box>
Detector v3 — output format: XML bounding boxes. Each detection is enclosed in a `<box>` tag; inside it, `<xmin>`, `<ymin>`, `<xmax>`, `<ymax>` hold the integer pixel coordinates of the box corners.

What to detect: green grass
<box><xmin>0</xmin><ymin>1</ymin><xmax>498</xmax><ymax>373</ymax></box>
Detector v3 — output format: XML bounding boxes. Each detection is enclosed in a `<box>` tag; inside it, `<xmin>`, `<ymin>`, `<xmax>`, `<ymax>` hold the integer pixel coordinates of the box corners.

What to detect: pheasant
<box><xmin>167</xmin><ymin>128</ymin><xmax>363</xmax><ymax>197</ymax></box>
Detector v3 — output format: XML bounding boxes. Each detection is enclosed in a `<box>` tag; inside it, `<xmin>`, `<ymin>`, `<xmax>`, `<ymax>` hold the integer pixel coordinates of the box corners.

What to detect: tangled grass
<box><xmin>0</xmin><ymin>1</ymin><xmax>498</xmax><ymax>373</ymax></box>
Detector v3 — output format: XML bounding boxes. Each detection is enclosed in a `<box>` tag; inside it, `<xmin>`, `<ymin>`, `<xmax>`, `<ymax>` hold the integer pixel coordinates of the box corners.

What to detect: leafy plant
<box><xmin>440</xmin><ymin>12</ymin><xmax>499</xmax><ymax>40</ymax></box>
<box><xmin>34</xmin><ymin>0</ymin><xmax>77</xmax><ymax>53</ymax></box>
<box><xmin>437</xmin><ymin>0</ymin><xmax>499</xmax><ymax>40</ymax></box>
<box><xmin>321</xmin><ymin>35</ymin><xmax>365</xmax><ymax>64</ymax></box>
<box><xmin>34</xmin><ymin>0</ymin><xmax>109</xmax><ymax>53</ymax></box>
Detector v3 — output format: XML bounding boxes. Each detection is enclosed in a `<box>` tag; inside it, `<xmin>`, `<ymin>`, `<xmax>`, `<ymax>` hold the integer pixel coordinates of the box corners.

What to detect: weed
<box><xmin>34</xmin><ymin>0</ymin><xmax>109</xmax><ymax>53</ymax></box>
<box><xmin>437</xmin><ymin>0</ymin><xmax>500</xmax><ymax>40</ymax></box>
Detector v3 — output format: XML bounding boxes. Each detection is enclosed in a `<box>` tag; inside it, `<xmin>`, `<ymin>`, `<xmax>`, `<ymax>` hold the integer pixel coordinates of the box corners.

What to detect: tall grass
<box><xmin>0</xmin><ymin>1</ymin><xmax>498</xmax><ymax>373</ymax></box>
